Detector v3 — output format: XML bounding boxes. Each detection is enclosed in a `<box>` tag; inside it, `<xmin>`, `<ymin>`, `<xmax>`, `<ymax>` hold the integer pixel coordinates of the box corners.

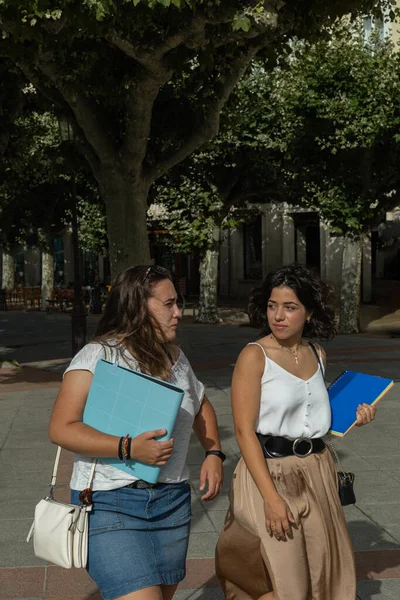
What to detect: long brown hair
<box><xmin>94</xmin><ymin>265</ymin><xmax>175</xmax><ymax>380</ymax></box>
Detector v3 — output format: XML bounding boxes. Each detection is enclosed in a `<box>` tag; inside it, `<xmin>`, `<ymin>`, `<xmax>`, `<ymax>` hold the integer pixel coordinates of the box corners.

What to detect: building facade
<box><xmin>218</xmin><ymin>203</ymin><xmax>378</xmax><ymax>302</ymax></box>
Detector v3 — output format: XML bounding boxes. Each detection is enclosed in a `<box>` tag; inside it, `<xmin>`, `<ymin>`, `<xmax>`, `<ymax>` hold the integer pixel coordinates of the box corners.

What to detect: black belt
<box><xmin>256</xmin><ymin>433</ymin><xmax>325</xmax><ymax>459</ymax></box>
<box><xmin>125</xmin><ymin>480</ymin><xmax>157</xmax><ymax>489</ymax></box>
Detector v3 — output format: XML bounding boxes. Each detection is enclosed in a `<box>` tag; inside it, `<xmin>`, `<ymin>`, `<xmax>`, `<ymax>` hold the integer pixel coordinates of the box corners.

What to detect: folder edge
<box><xmin>328</xmin><ymin>379</ymin><xmax>394</xmax><ymax>437</ymax></box>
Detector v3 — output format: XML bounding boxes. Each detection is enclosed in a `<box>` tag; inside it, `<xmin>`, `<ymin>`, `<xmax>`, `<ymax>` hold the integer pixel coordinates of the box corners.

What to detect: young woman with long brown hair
<box><xmin>49</xmin><ymin>265</ymin><xmax>224</xmax><ymax>600</ymax></box>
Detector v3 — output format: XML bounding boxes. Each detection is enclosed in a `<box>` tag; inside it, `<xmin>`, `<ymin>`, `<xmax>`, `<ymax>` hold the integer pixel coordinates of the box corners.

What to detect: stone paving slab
<box><xmin>357</xmin><ymin>579</ymin><xmax>400</xmax><ymax>600</ymax></box>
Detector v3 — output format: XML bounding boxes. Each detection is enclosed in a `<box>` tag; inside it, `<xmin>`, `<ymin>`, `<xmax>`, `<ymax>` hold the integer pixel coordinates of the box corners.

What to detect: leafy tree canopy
<box><xmin>0</xmin><ymin>78</ymin><xmax>105</xmax><ymax>253</ymax></box>
<box><xmin>233</xmin><ymin>21</ymin><xmax>400</xmax><ymax>237</ymax></box>
<box><xmin>0</xmin><ymin>0</ymin><xmax>392</xmax><ymax>274</ymax></box>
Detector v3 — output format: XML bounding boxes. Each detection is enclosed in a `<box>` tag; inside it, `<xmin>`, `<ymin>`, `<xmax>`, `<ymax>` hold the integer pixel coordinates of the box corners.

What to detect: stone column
<box><xmin>2</xmin><ymin>251</ymin><xmax>14</xmax><ymax>290</ymax></box>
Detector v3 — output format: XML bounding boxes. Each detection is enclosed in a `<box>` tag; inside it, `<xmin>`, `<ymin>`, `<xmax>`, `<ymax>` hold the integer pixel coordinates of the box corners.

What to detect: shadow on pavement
<box><xmin>350</xmin><ymin>519</ymin><xmax>400</xmax><ymax>600</ymax></box>
<box><xmin>0</xmin><ymin>366</ymin><xmax>62</xmax><ymax>389</ymax></box>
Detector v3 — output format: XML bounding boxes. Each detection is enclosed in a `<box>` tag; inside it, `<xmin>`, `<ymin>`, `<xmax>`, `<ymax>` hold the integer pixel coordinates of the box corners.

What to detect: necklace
<box><xmin>271</xmin><ymin>334</ymin><xmax>303</xmax><ymax>364</ymax></box>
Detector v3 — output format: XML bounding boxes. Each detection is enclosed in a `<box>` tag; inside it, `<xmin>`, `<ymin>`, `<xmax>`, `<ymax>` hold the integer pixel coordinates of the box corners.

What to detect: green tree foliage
<box><xmin>271</xmin><ymin>27</ymin><xmax>400</xmax><ymax>234</ymax></box>
<box><xmin>0</xmin><ymin>84</ymin><xmax>106</xmax><ymax>257</ymax></box>
<box><xmin>0</xmin><ymin>0</ymin><xmax>390</xmax><ymax>276</ymax></box>
<box><xmin>231</xmin><ymin>21</ymin><xmax>400</xmax><ymax>331</ymax></box>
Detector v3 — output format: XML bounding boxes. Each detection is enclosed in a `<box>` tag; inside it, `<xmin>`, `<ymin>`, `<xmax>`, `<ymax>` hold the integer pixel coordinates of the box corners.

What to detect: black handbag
<box><xmin>337</xmin><ymin>470</ymin><xmax>356</xmax><ymax>506</ymax></box>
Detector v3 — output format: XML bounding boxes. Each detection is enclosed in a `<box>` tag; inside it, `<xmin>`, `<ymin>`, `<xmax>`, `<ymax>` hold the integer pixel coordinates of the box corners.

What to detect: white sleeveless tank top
<box><xmin>249</xmin><ymin>342</ymin><xmax>331</xmax><ymax>439</ymax></box>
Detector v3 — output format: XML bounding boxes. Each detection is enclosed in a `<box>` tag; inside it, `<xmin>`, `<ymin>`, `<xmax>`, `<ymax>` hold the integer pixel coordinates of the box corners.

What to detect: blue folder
<box><xmin>329</xmin><ymin>370</ymin><xmax>394</xmax><ymax>437</ymax></box>
<box><xmin>83</xmin><ymin>359</ymin><xmax>185</xmax><ymax>483</ymax></box>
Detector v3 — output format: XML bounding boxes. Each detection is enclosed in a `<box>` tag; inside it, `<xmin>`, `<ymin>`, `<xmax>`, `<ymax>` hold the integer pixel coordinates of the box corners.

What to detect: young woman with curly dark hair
<box><xmin>216</xmin><ymin>264</ymin><xmax>376</xmax><ymax>600</ymax></box>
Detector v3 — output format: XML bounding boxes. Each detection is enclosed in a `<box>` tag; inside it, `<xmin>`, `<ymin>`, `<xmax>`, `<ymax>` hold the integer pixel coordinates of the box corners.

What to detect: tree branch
<box><xmin>14</xmin><ymin>60</ymin><xmax>102</xmax><ymax>175</ymax></box>
<box><xmin>14</xmin><ymin>60</ymin><xmax>66</xmax><ymax>110</ymax></box>
<box><xmin>120</xmin><ymin>77</ymin><xmax>160</xmax><ymax>180</ymax></box>
<box><xmin>148</xmin><ymin>39</ymin><xmax>265</xmax><ymax>182</ymax></box>
<box><xmin>34</xmin><ymin>51</ymin><xmax>118</xmax><ymax>166</ymax></box>
<box><xmin>152</xmin><ymin>13</ymin><xmax>207</xmax><ymax>58</ymax></box>
<box><xmin>74</xmin><ymin>135</ymin><xmax>102</xmax><ymax>179</ymax></box>
<box><xmin>104</xmin><ymin>30</ymin><xmax>155</xmax><ymax>70</ymax></box>
<box><xmin>105</xmin><ymin>13</ymin><xmax>207</xmax><ymax>78</ymax></box>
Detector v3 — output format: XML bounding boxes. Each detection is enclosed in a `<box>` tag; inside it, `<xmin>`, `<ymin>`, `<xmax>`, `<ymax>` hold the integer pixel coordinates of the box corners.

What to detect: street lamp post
<box><xmin>70</xmin><ymin>173</ymin><xmax>87</xmax><ymax>355</ymax></box>
<box><xmin>59</xmin><ymin>118</ymin><xmax>87</xmax><ymax>355</ymax></box>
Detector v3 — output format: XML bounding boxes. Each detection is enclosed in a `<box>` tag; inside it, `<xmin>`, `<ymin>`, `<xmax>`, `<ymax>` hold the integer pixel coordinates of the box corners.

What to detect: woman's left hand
<box><xmin>355</xmin><ymin>403</ymin><xmax>376</xmax><ymax>427</ymax></box>
<box><xmin>199</xmin><ymin>455</ymin><xmax>223</xmax><ymax>501</ymax></box>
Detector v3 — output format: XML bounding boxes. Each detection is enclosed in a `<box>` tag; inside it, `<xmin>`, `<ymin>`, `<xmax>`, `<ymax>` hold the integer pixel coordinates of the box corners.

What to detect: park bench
<box><xmin>46</xmin><ymin>289</ymin><xmax>74</xmax><ymax>313</ymax></box>
<box><xmin>23</xmin><ymin>287</ymin><xmax>41</xmax><ymax>310</ymax></box>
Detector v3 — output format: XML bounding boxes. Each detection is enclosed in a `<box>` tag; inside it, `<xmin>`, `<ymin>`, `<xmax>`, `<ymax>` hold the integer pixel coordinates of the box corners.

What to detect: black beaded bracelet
<box><xmin>117</xmin><ymin>436</ymin><xmax>124</xmax><ymax>461</ymax></box>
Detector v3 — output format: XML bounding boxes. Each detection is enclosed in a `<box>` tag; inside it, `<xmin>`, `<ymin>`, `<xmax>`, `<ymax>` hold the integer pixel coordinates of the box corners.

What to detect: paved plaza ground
<box><xmin>1</xmin><ymin>311</ymin><xmax>400</xmax><ymax>599</ymax></box>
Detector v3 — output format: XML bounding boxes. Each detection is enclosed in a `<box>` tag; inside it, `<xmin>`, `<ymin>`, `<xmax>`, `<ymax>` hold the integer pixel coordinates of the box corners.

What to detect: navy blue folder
<box><xmin>83</xmin><ymin>359</ymin><xmax>185</xmax><ymax>483</ymax></box>
<box><xmin>329</xmin><ymin>370</ymin><xmax>393</xmax><ymax>437</ymax></box>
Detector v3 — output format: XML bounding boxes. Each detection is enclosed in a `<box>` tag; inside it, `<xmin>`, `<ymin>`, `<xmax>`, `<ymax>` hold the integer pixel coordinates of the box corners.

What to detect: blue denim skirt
<box><xmin>71</xmin><ymin>481</ymin><xmax>191</xmax><ymax>600</ymax></box>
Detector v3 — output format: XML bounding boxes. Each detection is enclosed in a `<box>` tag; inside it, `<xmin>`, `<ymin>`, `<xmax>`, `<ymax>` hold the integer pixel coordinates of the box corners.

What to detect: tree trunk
<box><xmin>41</xmin><ymin>243</ymin><xmax>54</xmax><ymax>311</ymax></box>
<box><xmin>195</xmin><ymin>227</ymin><xmax>222</xmax><ymax>324</ymax></box>
<box><xmin>2</xmin><ymin>250</ymin><xmax>14</xmax><ymax>290</ymax></box>
<box><xmin>338</xmin><ymin>235</ymin><xmax>362</xmax><ymax>334</ymax></box>
<box><xmin>97</xmin><ymin>172</ymin><xmax>151</xmax><ymax>278</ymax></box>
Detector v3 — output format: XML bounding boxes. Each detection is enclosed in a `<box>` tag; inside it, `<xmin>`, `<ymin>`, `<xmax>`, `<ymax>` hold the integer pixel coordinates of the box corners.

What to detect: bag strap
<box><xmin>49</xmin><ymin>447</ymin><xmax>96</xmax><ymax>499</ymax></box>
<box><xmin>309</xmin><ymin>343</ymin><xmax>350</xmax><ymax>480</ymax></box>
<box><xmin>309</xmin><ymin>342</ymin><xmax>324</xmax><ymax>375</ymax></box>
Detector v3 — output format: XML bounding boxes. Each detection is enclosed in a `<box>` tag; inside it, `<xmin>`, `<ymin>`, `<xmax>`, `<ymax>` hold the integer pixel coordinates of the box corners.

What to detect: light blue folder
<box><xmin>83</xmin><ymin>359</ymin><xmax>185</xmax><ymax>483</ymax></box>
<box><xmin>329</xmin><ymin>370</ymin><xmax>394</xmax><ymax>437</ymax></box>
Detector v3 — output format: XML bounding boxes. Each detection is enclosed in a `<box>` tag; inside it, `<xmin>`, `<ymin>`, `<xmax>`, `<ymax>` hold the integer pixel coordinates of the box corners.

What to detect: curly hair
<box><xmin>94</xmin><ymin>265</ymin><xmax>175</xmax><ymax>380</ymax></box>
<box><xmin>248</xmin><ymin>264</ymin><xmax>337</xmax><ymax>340</ymax></box>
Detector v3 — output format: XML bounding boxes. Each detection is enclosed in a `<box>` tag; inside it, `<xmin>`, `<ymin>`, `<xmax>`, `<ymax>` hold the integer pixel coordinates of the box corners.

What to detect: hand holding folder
<box><xmin>328</xmin><ymin>370</ymin><xmax>394</xmax><ymax>437</ymax></box>
<box><xmin>83</xmin><ymin>359</ymin><xmax>185</xmax><ymax>483</ymax></box>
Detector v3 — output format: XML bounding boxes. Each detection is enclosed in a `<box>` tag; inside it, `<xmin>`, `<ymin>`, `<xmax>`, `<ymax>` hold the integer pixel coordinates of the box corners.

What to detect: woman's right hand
<box><xmin>264</xmin><ymin>494</ymin><xmax>295</xmax><ymax>541</ymax></box>
<box><xmin>131</xmin><ymin>429</ymin><xmax>174</xmax><ymax>466</ymax></box>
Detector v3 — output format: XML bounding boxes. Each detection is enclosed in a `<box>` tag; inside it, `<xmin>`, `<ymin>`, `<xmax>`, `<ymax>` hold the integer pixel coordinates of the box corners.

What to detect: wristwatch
<box><xmin>205</xmin><ymin>450</ymin><xmax>226</xmax><ymax>463</ymax></box>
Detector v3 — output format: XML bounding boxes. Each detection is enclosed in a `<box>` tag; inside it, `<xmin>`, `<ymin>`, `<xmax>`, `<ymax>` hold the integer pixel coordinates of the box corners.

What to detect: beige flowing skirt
<box><xmin>216</xmin><ymin>448</ymin><xmax>356</xmax><ymax>600</ymax></box>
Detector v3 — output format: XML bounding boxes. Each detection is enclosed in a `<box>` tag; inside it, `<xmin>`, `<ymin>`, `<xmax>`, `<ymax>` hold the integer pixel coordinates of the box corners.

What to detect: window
<box><xmin>243</xmin><ymin>215</ymin><xmax>262</xmax><ymax>280</ymax></box>
<box><xmin>363</xmin><ymin>16</ymin><xmax>372</xmax><ymax>42</ymax></box>
<box><xmin>363</xmin><ymin>13</ymin><xmax>389</xmax><ymax>43</ymax></box>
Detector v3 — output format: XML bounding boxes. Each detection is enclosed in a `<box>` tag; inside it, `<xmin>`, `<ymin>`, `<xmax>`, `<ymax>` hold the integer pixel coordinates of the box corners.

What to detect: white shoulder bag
<box><xmin>26</xmin><ymin>446</ymin><xmax>96</xmax><ymax>569</ymax></box>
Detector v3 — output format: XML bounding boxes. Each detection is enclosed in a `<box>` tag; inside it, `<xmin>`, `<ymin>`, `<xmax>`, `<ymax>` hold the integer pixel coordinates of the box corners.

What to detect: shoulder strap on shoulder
<box><xmin>247</xmin><ymin>342</ymin><xmax>268</xmax><ymax>361</ymax></box>
<box><xmin>309</xmin><ymin>342</ymin><xmax>325</xmax><ymax>377</ymax></box>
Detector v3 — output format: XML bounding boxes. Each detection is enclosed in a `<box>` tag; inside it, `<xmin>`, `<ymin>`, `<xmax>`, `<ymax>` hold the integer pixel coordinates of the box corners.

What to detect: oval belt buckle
<box><xmin>292</xmin><ymin>437</ymin><xmax>313</xmax><ymax>458</ymax></box>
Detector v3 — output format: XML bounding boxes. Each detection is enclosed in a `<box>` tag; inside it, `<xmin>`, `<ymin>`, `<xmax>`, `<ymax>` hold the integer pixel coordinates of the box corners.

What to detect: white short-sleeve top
<box><xmin>249</xmin><ymin>342</ymin><xmax>331</xmax><ymax>440</ymax></box>
<box><xmin>64</xmin><ymin>342</ymin><xmax>205</xmax><ymax>491</ymax></box>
